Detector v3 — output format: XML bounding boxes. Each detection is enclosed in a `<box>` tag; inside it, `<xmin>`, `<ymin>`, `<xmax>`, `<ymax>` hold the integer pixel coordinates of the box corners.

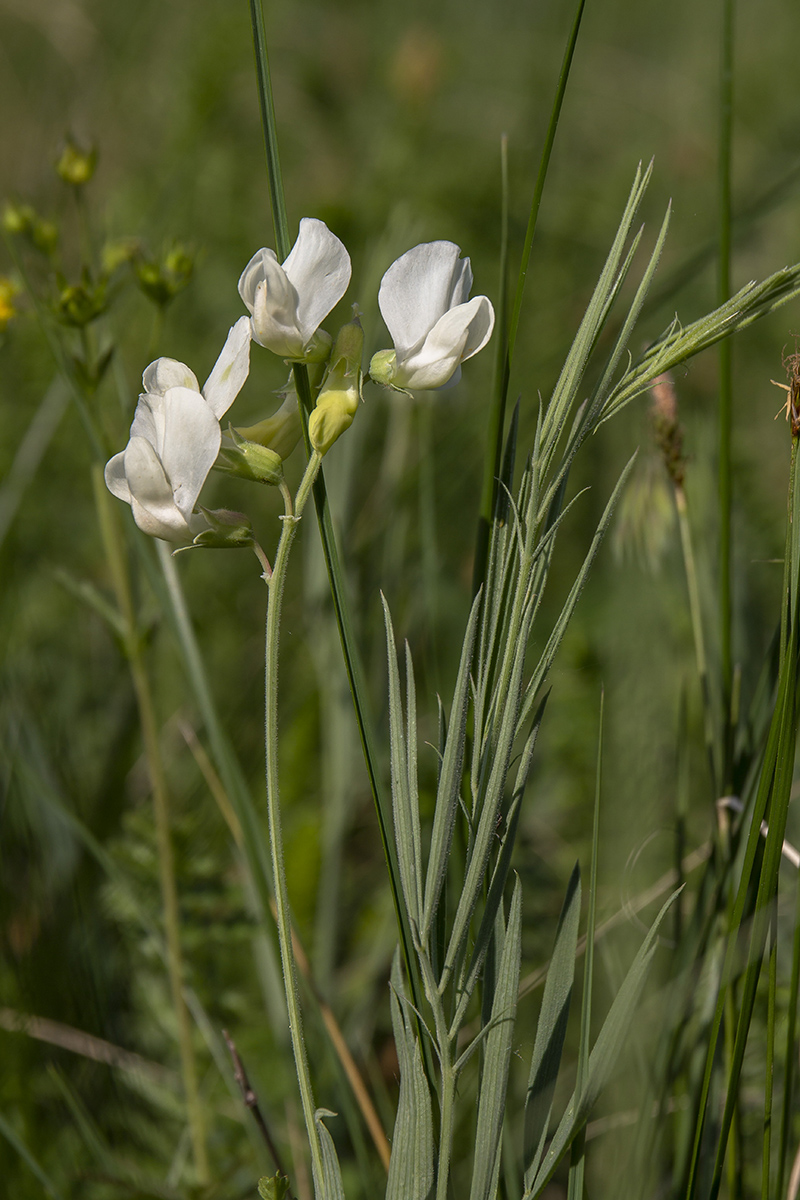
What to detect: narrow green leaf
<box><xmin>567</xmin><ymin>694</ymin><xmax>604</xmax><ymax>1200</ymax></box>
<box><xmin>469</xmin><ymin>877</ymin><xmax>524</xmax><ymax>1200</ymax></box>
<box><xmin>442</xmin><ymin>600</ymin><xmax>530</xmax><ymax>986</ymax></box>
<box><xmin>422</xmin><ymin>592</ymin><xmax>481</xmax><ymax>939</ymax></box>
<box><xmin>528</xmin><ymin>889</ymin><xmax>680</xmax><ymax>1197</ymax></box>
<box><xmin>524</xmin><ymin>862</ymin><xmax>581</xmax><ymax>1188</ymax></box>
<box><xmin>382</xmin><ymin>594</ymin><xmax>421</xmax><ymax>929</ymax></box>
<box><xmin>520</xmin><ymin>453</ymin><xmax>637</xmax><ymax>731</ymax></box>
<box><xmin>314</xmin><ymin>1110</ymin><xmax>345</xmax><ymax>1200</ymax></box>
<box><xmin>453</xmin><ymin>700</ymin><xmax>546</xmax><ymax>1035</ymax></box>
<box><xmin>386</xmin><ymin>956</ymin><xmax>435</xmax><ymax>1200</ymax></box>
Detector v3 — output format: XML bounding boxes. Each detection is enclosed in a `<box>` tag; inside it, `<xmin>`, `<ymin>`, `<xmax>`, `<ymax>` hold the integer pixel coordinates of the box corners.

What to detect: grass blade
<box><xmin>469</xmin><ymin>877</ymin><xmax>523</xmax><ymax>1200</ymax></box>
<box><xmin>524</xmin><ymin>862</ymin><xmax>581</xmax><ymax>1188</ymax></box>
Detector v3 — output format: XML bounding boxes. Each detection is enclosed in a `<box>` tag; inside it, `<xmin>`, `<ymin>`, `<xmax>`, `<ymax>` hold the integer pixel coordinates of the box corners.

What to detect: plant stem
<box><xmin>263</xmin><ymin>450</ymin><xmax>327</xmax><ymax>1193</ymax></box>
<box><xmin>675</xmin><ymin>484</ymin><xmax>719</xmax><ymax>799</ymax></box>
<box><xmin>92</xmin><ymin>467</ymin><xmax>208</xmax><ymax>1184</ymax></box>
<box><xmin>717</xmin><ymin>0</ymin><xmax>735</xmax><ymax>790</ymax></box>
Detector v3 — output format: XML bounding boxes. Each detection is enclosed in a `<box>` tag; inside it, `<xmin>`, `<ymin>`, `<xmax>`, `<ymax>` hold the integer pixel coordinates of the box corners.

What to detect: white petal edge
<box><xmin>202</xmin><ymin>316</ymin><xmax>252</xmax><ymax>418</ymax></box>
<box><xmin>124</xmin><ymin>437</ymin><xmax>193</xmax><ymax>541</ymax></box>
<box><xmin>156</xmin><ymin>386</ymin><xmax>222</xmax><ymax>520</ymax></box>
<box><xmin>142</xmin><ymin>357</ymin><xmax>199</xmax><ymax>396</ymax></box>
<box><xmin>283</xmin><ymin>218</ymin><xmax>351</xmax><ymax>345</ymax></box>
<box><xmin>378</xmin><ymin>241</ymin><xmax>465</xmax><ymax>359</ymax></box>
<box><xmin>238</xmin><ymin>248</ymin><xmax>279</xmax><ymax>313</ymax></box>
<box><xmin>104</xmin><ymin>451</ymin><xmax>131</xmax><ymax>504</ymax></box>
<box><xmin>394</xmin><ymin>296</ymin><xmax>495</xmax><ymax>390</ymax></box>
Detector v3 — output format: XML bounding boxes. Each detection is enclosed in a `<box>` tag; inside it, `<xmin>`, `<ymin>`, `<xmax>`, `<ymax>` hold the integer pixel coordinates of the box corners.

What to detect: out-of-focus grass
<box><xmin>3</xmin><ymin>0</ymin><xmax>800</xmax><ymax>1195</ymax></box>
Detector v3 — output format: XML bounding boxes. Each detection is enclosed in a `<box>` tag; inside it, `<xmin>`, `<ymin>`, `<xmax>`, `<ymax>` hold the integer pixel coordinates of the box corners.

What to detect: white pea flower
<box><xmin>238</xmin><ymin>217</ymin><xmax>351</xmax><ymax>362</ymax></box>
<box><xmin>104</xmin><ymin>317</ymin><xmax>251</xmax><ymax>542</ymax></box>
<box><xmin>369</xmin><ymin>240</ymin><xmax>495</xmax><ymax>390</ymax></box>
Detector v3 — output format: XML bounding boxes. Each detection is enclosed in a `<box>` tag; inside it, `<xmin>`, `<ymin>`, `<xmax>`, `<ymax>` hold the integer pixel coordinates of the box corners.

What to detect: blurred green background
<box><xmin>3</xmin><ymin>0</ymin><xmax>800</xmax><ymax>1195</ymax></box>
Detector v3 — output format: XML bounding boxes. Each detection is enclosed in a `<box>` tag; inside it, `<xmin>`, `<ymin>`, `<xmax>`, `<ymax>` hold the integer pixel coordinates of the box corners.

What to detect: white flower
<box><xmin>104</xmin><ymin>317</ymin><xmax>251</xmax><ymax>542</ymax></box>
<box><xmin>238</xmin><ymin>218</ymin><xmax>351</xmax><ymax>361</ymax></box>
<box><xmin>370</xmin><ymin>241</ymin><xmax>495</xmax><ymax>390</ymax></box>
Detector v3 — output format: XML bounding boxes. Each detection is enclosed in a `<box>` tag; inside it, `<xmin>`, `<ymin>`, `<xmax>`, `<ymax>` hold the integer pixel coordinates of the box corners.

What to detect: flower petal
<box><xmin>123</xmin><ymin>436</ymin><xmax>194</xmax><ymax>541</ymax></box>
<box><xmin>142</xmin><ymin>357</ymin><xmax>199</xmax><ymax>396</ymax></box>
<box><xmin>157</xmin><ymin>386</ymin><xmax>222</xmax><ymax>520</ymax></box>
<box><xmin>237</xmin><ymin>248</ymin><xmax>279</xmax><ymax>313</ymax></box>
<box><xmin>202</xmin><ymin>316</ymin><xmax>251</xmax><ymax>418</ymax></box>
<box><xmin>250</xmin><ymin>256</ymin><xmax>304</xmax><ymax>356</ymax></box>
<box><xmin>393</xmin><ymin>295</ymin><xmax>495</xmax><ymax>390</ymax></box>
<box><xmin>104</xmin><ymin>451</ymin><xmax>131</xmax><ymax>503</ymax></box>
<box><xmin>378</xmin><ymin>241</ymin><xmax>466</xmax><ymax>359</ymax></box>
<box><xmin>130</xmin><ymin>392</ymin><xmax>167</xmax><ymax>457</ymax></box>
<box><xmin>282</xmin><ymin>218</ymin><xmax>351</xmax><ymax>345</ymax></box>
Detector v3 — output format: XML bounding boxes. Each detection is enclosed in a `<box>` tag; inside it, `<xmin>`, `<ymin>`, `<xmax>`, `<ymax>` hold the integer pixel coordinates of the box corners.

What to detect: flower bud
<box><xmin>217</xmin><ymin>427</ymin><xmax>285</xmax><ymax>486</ymax></box>
<box><xmin>56</xmin><ymin>138</ymin><xmax>97</xmax><ymax>187</ymax></box>
<box><xmin>134</xmin><ymin>243</ymin><xmax>194</xmax><ymax>308</ymax></box>
<box><xmin>3</xmin><ymin>201</ymin><xmax>35</xmax><ymax>236</ymax></box>
<box><xmin>309</xmin><ymin>316</ymin><xmax>363</xmax><ymax>455</ymax></box>
<box><xmin>368</xmin><ymin>349</ymin><xmax>397</xmax><ymax>387</ymax></box>
<box><xmin>56</xmin><ymin>275</ymin><xmax>106</xmax><ymax>327</ymax></box>
<box><xmin>176</xmin><ymin>508</ymin><xmax>255</xmax><ymax>553</ymax></box>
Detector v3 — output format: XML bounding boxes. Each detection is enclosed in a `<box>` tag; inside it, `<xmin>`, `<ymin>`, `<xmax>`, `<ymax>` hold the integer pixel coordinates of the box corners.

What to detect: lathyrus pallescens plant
<box><xmin>101</xmin><ymin>146</ymin><xmax>800</xmax><ymax>1200</ymax></box>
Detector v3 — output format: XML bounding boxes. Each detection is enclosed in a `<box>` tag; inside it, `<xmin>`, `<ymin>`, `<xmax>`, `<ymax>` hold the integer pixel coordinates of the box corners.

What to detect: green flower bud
<box><xmin>309</xmin><ymin>316</ymin><xmax>363</xmax><ymax>455</ymax></box>
<box><xmin>102</xmin><ymin>237</ymin><xmax>141</xmax><ymax>274</ymax></box>
<box><xmin>217</xmin><ymin>427</ymin><xmax>285</xmax><ymax>486</ymax></box>
<box><xmin>368</xmin><ymin>348</ymin><xmax>397</xmax><ymax>387</ymax></box>
<box><xmin>3</xmin><ymin>201</ymin><xmax>35</xmax><ymax>236</ymax></box>
<box><xmin>134</xmin><ymin>243</ymin><xmax>194</xmax><ymax>308</ymax></box>
<box><xmin>56</xmin><ymin>138</ymin><xmax>97</xmax><ymax>187</ymax></box>
<box><xmin>176</xmin><ymin>507</ymin><xmax>254</xmax><ymax>553</ymax></box>
<box><xmin>235</xmin><ymin>388</ymin><xmax>304</xmax><ymax>463</ymax></box>
<box><xmin>56</xmin><ymin>275</ymin><xmax>106</xmax><ymax>327</ymax></box>
<box><xmin>258</xmin><ymin>1175</ymin><xmax>293</xmax><ymax>1200</ymax></box>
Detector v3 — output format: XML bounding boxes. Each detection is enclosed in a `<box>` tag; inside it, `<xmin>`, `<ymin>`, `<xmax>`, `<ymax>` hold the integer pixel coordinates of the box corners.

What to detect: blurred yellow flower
<box><xmin>0</xmin><ymin>276</ymin><xmax>19</xmax><ymax>330</ymax></box>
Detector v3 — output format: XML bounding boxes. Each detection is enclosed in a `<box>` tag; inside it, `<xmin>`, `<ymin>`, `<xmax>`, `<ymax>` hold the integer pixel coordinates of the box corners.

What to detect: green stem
<box><xmin>675</xmin><ymin>484</ymin><xmax>719</xmax><ymax>799</ymax></box>
<box><xmin>763</xmin><ymin>912</ymin><xmax>777</xmax><ymax>1198</ymax></box>
<box><xmin>249</xmin><ymin>0</ymin><xmax>290</xmax><ymax>259</ymax></box>
<box><xmin>776</xmin><ymin>864</ymin><xmax>800</xmax><ymax>1197</ymax></box>
<box><xmin>717</xmin><ymin>0</ymin><xmax>735</xmax><ymax>790</ymax></box>
<box><xmin>264</xmin><ymin>450</ymin><xmax>327</xmax><ymax>1193</ymax></box>
<box><xmin>93</xmin><ymin>468</ymin><xmax>208</xmax><ymax>1184</ymax></box>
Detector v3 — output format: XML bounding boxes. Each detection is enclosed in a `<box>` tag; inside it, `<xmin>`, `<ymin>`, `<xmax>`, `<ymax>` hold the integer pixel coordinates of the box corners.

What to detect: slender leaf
<box><xmin>524</xmin><ymin>862</ymin><xmax>581</xmax><ymax>1188</ymax></box>
<box><xmin>315</xmin><ymin>1110</ymin><xmax>346</xmax><ymax>1200</ymax></box>
<box><xmin>528</xmin><ymin>890</ymin><xmax>680</xmax><ymax>1197</ymax></box>
<box><xmin>422</xmin><ymin>592</ymin><xmax>481</xmax><ymax>938</ymax></box>
<box><xmin>386</xmin><ymin>956</ymin><xmax>435</xmax><ymax>1200</ymax></box>
<box><xmin>383</xmin><ymin>595</ymin><xmax>421</xmax><ymax>928</ymax></box>
<box><xmin>469</xmin><ymin>877</ymin><xmax>523</xmax><ymax>1200</ymax></box>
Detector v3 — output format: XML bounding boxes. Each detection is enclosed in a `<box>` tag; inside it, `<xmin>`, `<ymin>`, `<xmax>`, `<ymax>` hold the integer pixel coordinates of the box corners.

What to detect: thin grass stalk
<box><xmin>248</xmin><ymin>0</ymin><xmax>289</xmax><ymax>258</ymax></box>
<box><xmin>91</xmin><ymin>467</ymin><xmax>208</xmax><ymax>1185</ymax></box>
<box><xmin>717</xmin><ymin>0</ymin><xmax>735</xmax><ymax>770</ymax></box>
<box><xmin>777</xmin><ymin>868</ymin><xmax>800</xmax><ymax>1198</ymax></box>
<box><xmin>685</xmin><ymin>436</ymin><xmax>799</xmax><ymax>1198</ymax></box>
<box><xmin>473</xmin><ymin>133</ymin><xmax>509</xmax><ymax>598</ymax></box>
<box><xmin>763</xmin><ymin>913</ymin><xmax>778</xmax><ymax>1198</ymax></box>
<box><xmin>567</xmin><ymin>692</ymin><xmax>604</xmax><ymax>1199</ymax></box>
<box><xmin>675</xmin><ymin>485</ymin><xmax>720</xmax><ymax>800</ymax></box>
<box><xmin>473</xmin><ymin>0</ymin><xmax>586</xmax><ymax>596</ymax></box>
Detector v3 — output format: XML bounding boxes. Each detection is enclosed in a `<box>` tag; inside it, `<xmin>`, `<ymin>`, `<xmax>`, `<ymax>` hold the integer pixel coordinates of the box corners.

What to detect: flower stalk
<box><xmin>262</xmin><ymin>448</ymin><xmax>326</xmax><ymax>1194</ymax></box>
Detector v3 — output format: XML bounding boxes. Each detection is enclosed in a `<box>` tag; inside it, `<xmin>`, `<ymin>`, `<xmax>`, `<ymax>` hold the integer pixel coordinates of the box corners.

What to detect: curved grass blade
<box><xmin>527</xmin><ymin>889</ymin><xmax>680</xmax><ymax>1198</ymax></box>
<box><xmin>386</xmin><ymin>955</ymin><xmax>435</xmax><ymax>1200</ymax></box>
<box><xmin>383</xmin><ymin>595</ymin><xmax>422</xmax><ymax>929</ymax></box>
<box><xmin>469</xmin><ymin>877</ymin><xmax>523</xmax><ymax>1200</ymax></box>
<box><xmin>523</xmin><ymin>861</ymin><xmax>581</xmax><ymax>1189</ymax></box>
<box><xmin>421</xmin><ymin>592</ymin><xmax>481</xmax><ymax>940</ymax></box>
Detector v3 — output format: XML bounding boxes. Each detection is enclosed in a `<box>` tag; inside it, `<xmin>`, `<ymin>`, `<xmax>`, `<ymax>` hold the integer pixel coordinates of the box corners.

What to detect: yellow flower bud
<box><xmin>309</xmin><ymin>317</ymin><xmax>364</xmax><ymax>455</ymax></box>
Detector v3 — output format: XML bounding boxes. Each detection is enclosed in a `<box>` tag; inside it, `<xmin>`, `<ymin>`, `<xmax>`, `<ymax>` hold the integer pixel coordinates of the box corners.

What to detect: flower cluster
<box><xmin>106</xmin><ymin>218</ymin><xmax>495</xmax><ymax>546</ymax></box>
